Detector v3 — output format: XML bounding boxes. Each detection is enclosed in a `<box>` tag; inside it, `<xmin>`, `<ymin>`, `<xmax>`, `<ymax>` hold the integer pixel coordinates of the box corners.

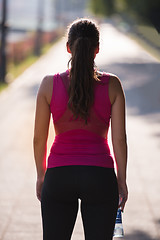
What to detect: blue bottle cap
<box><xmin>115</xmin><ymin>209</ymin><xmax>122</xmax><ymax>224</ymax></box>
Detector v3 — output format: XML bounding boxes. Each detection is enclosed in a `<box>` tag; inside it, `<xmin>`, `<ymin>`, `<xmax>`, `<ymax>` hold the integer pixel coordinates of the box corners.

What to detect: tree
<box><xmin>0</xmin><ymin>0</ymin><xmax>8</xmax><ymax>83</ymax></box>
<box><xmin>124</xmin><ymin>0</ymin><xmax>160</xmax><ymax>32</ymax></box>
<box><xmin>34</xmin><ymin>0</ymin><xmax>44</xmax><ymax>56</ymax></box>
<box><xmin>90</xmin><ymin>0</ymin><xmax>116</xmax><ymax>16</ymax></box>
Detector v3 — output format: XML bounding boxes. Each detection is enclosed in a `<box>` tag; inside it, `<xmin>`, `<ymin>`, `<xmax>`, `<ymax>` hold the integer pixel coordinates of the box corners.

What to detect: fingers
<box><xmin>118</xmin><ymin>195</ymin><xmax>128</xmax><ymax>212</ymax></box>
<box><xmin>36</xmin><ymin>191</ymin><xmax>41</xmax><ymax>202</ymax></box>
<box><xmin>36</xmin><ymin>179</ymin><xmax>44</xmax><ymax>202</ymax></box>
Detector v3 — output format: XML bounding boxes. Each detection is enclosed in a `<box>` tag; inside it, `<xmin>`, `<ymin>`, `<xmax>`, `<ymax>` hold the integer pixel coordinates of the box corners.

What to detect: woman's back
<box><xmin>51</xmin><ymin>70</ymin><xmax>111</xmax><ymax>137</ymax></box>
<box><xmin>44</xmin><ymin>70</ymin><xmax>115</xmax><ymax>169</ymax></box>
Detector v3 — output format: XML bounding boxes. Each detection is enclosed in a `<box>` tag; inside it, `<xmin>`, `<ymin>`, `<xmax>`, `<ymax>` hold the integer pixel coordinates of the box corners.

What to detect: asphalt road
<box><xmin>0</xmin><ymin>22</ymin><xmax>160</xmax><ymax>240</ymax></box>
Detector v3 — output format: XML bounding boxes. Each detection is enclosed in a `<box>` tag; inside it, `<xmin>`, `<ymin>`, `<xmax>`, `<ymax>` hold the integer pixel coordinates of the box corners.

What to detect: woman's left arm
<box><xmin>33</xmin><ymin>76</ymin><xmax>51</xmax><ymax>201</ymax></box>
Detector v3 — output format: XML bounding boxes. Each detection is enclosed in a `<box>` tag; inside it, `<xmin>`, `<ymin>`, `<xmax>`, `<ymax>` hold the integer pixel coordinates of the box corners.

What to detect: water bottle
<box><xmin>113</xmin><ymin>208</ymin><xmax>124</xmax><ymax>238</ymax></box>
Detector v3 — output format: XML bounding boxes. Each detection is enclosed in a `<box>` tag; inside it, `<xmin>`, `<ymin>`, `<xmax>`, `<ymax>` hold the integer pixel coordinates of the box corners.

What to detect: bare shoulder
<box><xmin>109</xmin><ymin>74</ymin><xmax>123</xmax><ymax>90</ymax></box>
<box><xmin>37</xmin><ymin>75</ymin><xmax>54</xmax><ymax>104</ymax></box>
<box><xmin>38</xmin><ymin>75</ymin><xmax>53</xmax><ymax>94</ymax></box>
<box><xmin>108</xmin><ymin>74</ymin><xmax>124</xmax><ymax>104</ymax></box>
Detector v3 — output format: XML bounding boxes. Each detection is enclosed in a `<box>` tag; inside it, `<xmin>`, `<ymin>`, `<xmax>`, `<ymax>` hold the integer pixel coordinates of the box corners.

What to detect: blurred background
<box><xmin>0</xmin><ymin>1</ymin><xmax>160</xmax><ymax>240</ymax></box>
<box><xmin>0</xmin><ymin>0</ymin><xmax>160</xmax><ymax>86</ymax></box>
<box><xmin>0</xmin><ymin>0</ymin><xmax>87</xmax><ymax>85</ymax></box>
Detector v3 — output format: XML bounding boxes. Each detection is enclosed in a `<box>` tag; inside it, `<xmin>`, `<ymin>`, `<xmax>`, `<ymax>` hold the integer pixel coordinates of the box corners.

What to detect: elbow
<box><xmin>33</xmin><ymin>132</ymin><xmax>48</xmax><ymax>145</ymax></box>
<box><xmin>33</xmin><ymin>131</ymin><xmax>48</xmax><ymax>149</ymax></box>
<box><xmin>33</xmin><ymin>135</ymin><xmax>44</xmax><ymax>147</ymax></box>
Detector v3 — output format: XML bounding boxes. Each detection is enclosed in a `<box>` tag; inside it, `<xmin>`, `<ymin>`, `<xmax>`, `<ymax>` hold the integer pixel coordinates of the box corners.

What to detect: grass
<box><xmin>0</xmin><ymin>38</ymin><xmax>61</xmax><ymax>93</ymax></box>
<box><xmin>136</xmin><ymin>25</ymin><xmax>160</xmax><ymax>48</ymax></box>
<box><xmin>8</xmin><ymin>55</ymin><xmax>39</xmax><ymax>80</ymax></box>
<box><xmin>8</xmin><ymin>40</ymin><xmax>59</xmax><ymax>80</ymax></box>
<box><xmin>0</xmin><ymin>82</ymin><xmax>8</xmax><ymax>92</ymax></box>
<box><xmin>128</xmin><ymin>24</ymin><xmax>160</xmax><ymax>61</ymax></box>
<box><xmin>128</xmin><ymin>33</ymin><xmax>160</xmax><ymax>62</ymax></box>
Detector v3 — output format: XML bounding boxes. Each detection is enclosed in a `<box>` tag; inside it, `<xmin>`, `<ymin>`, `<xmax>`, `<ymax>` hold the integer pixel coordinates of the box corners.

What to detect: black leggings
<box><xmin>41</xmin><ymin>166</ymin><xmax>119</xmax><ymax>240</ymax></box>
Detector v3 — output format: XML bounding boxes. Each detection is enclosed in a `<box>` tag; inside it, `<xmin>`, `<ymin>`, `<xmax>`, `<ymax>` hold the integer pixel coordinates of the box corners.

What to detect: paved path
<box><xmin>0</xmin><ymin>22</ymin><xmax>160</xmax><ymax>240</ymax></box>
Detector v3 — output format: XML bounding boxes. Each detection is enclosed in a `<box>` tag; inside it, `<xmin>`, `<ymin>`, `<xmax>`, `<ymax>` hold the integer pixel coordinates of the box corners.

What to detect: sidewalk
<box><xmin>0</xmin><ymin>22</ymin><xmax>160</xmax><ymax>240</ymax></box>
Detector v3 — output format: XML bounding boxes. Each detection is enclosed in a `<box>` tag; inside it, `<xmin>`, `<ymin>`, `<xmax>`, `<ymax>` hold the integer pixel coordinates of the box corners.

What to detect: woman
<box><xmin>33</xmin><ymin>18</ymin><xmax>128</xmax><ymax>240</ymax></box>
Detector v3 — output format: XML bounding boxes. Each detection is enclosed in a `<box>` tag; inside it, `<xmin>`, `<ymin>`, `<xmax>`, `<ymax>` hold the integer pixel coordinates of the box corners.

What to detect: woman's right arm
<box><xmin>109</xmin><ymin>75</ymin><xmax>128</xmax><ymax>211</ymax></box>
<box><xmin>33</xmin><ymin>76</ymin><xmax>53</xmax><ymax>201</ymax></box>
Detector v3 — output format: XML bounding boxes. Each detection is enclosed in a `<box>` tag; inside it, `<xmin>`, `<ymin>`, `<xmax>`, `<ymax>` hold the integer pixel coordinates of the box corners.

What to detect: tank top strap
<box><xmin>50</xmin><ymin>72</ymin><xmax>69</xmax><ymax>121</ymax></box>
<box><xmin>50</xmin><ymin>73</ymin><xmax>58</xmax><ymax>109</ymax></box>
<box><xmin>101</xmin><ymin>72</ymin><xmax>110</xmax><ymax>83</ymax></box>
<box><xmin>93</xmin><ymin>72</ymin><xmax>111</xmax><ymax>123</ymax></box>
<box><xmin>59</xmin><ymin>69</ymin><xmax>70</xmax><ymax>92</ymax></box>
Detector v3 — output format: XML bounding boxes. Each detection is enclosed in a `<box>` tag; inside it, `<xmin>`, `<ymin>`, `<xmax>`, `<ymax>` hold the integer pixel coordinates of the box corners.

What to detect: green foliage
<box><xmin>124</xmin><ymin>0</ymin><xmax>148</xmax><ymax>17</ymax></box>
<box><xmin>90</xmin><ymin>0</ymin><xmax>116</xmax><ymax>16</ymax></box>
<box><xmin>122</xmin><ymin>0</ymin><xmax>160</xmax><ymax>19</ymax></box>
<box><xmin>114</xmin><ymin>0</ymin><xmax>127</xmax><ymax>13</ymax></box>
<box><xmin>137</xmin><ymin>25</ymin><xmax>160</xmax><ymax>47</ymax></box>
<box><xmin>0</xmin><ymin>83</ymin><xmax>8</xmax><ymax>92</ymax></box>
<box><xmin>123</xmin><ymin>0</ymin><xmax>160</xmax><ymax>31</ymax></box>
<box><xmin>89</xmin><ymin>0</ymin><xmax>160</xmax><ymax>20</ymax></box>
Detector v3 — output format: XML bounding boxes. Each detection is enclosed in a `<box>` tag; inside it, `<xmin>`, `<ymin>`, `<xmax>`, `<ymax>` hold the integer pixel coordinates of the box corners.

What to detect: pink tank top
<box><xmin>47</xmin><ymin>70</ymin><xmax>114</xmax><ymax>168</ymax></box>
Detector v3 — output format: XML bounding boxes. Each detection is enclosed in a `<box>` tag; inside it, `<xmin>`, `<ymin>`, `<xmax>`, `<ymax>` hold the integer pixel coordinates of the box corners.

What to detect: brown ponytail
<box><xmin>67</xmin><ymin>19</ymin><xmax>100</xmax><ymax>123</ymax></box>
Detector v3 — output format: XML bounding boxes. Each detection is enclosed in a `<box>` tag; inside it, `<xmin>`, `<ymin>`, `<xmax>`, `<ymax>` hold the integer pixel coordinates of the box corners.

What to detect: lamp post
<box><xmin>0</xmin><ymin>0</ymin><xmax>8</xmax><ymax>83</ymax></box>
<box><xmin>34</xmin><ymin>0</ymin><xmax>44</xmax><ymax>56</ymax></box>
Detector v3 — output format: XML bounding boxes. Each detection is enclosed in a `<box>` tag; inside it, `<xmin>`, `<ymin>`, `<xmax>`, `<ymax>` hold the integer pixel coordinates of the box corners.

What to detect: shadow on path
<box><xmin>125</xmin><ymin>230</ymin><xmax>158</xmax><ymax>240</ymax></box>
<box><xmin>99</xmin><ymin>62</ymin><xmax>160</xmax><ymax>120</ymax></box>
<box><xmin>27</xmin><ymin>83</ymin><xmax>40</xmax><ymax>98</ymax></box>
